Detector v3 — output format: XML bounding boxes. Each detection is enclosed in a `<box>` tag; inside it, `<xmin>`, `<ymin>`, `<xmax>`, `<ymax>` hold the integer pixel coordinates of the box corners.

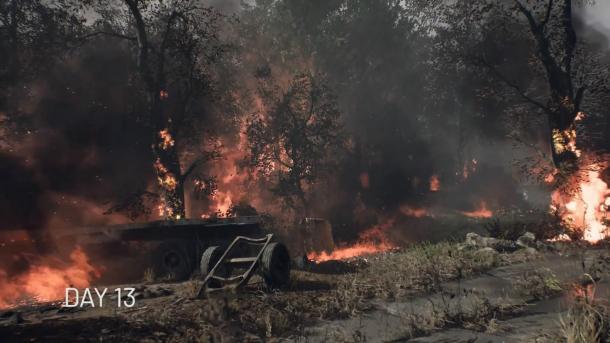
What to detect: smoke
<box><xmin>1</xmin><ymin>42</ymin><xmax>153</xmax><ymax>234</ymax></box>
<box><xmin>2</xmin><ymin>0</ymin><xmax>605</xmax><ymax>245</ymax></box>
<box><xmin>202</xmin><ymin>0</ymin><xmax>244</xmax><ymax>14</ymax></box>
<box><xmin>0</xmin><ymin>153</ymin><xmax>46</xmax><ymax>232</ymax></box>
<box><xmin>579</xmin><ymin>1</ymin><xmax>610</xmax><ymax>48</ymax></box>
<box><xmin>575</xmin><ymin>0</ymin><xmax>610</xmax><ymax>77</ymax></box>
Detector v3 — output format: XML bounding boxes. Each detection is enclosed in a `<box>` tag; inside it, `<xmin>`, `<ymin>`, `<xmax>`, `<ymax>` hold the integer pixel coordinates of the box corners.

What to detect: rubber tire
<box><xmin>152</xmin><ymin>241</ymin><xmax>193</xmax><ymax>281</ymax></box>
<box><xmin>260</xmin><ymin>242</ymin><xmax>290</xmax><ymax>288</ymax></box>
<box><xmin>200</xmin><ymin>246</ymin><xmax>224</xmax><ymax>277</ymax></box>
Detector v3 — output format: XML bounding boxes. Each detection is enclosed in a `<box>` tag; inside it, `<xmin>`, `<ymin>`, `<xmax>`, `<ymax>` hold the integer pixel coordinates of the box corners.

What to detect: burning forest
<box><xmin>1</xmin><ymin>0</ymin><xmax>610</xmax><ymax>342</ymax></box>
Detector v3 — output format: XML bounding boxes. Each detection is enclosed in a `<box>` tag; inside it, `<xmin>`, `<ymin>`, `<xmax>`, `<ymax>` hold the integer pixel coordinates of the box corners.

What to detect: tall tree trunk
<box><xmin>514</xmin><ymin>0</ymin><xmax>585</xmax><ymax>172</ymax></box>
<box><xmin>151</xmin><ymin>95</ymin><xmax>185</xmax><ymax>218</ymax></box>
<box><xmin>8</xmin><ymin>0</ymin><xmax>19</xmax><ymax>83</ymax></box>
<box><xmin>296</xmin><ymin>181</ymin><xmax>309</xmax><ymax>219</ymax></box>
<box><xmin>124</xmin><ymin>0</ymin><xmax>186</xmax><ymax>219</ymax></box>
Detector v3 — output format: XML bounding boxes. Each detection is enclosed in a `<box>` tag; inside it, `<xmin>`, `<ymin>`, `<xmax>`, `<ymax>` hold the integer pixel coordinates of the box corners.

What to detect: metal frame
<box><xmin>196</xmin><ymin>233</ymin><xmax>273</xmax><ymax>297</ymax></box>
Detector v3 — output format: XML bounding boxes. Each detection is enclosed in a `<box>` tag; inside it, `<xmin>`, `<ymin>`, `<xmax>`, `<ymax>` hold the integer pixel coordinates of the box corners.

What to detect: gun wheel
<box><xmin>260</xmin><ymin>242</ymin><xmax>290</xmax><ymax>288</ymax></box>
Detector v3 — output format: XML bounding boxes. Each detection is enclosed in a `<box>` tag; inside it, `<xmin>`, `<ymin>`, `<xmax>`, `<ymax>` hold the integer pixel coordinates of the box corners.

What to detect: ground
<box><xmin>1</xmin><ymin>238</ymin><xmax>610</xmax><ymax>342</ymax></box>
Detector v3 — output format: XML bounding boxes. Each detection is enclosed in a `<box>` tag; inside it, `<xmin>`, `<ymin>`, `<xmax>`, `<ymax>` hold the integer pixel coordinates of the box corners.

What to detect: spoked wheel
<box><xmin>260</xmin><ymin>242</ymin><xmax>291</xmax><ymax>289</ymax></box>
<box><xmin>200</xmin><ymin>246</ymin><xmax>230</xmax><ymax>288</ymax></box>
<box><xmin>152</xmin><ymin>241</ymin><xmax>193</xmax><ymax>281</ymax></box>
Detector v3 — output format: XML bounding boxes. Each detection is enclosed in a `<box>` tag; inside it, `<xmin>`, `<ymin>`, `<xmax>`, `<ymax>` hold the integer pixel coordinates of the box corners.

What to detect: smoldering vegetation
<box><xmin>0</xmin><ymin>0</ymin><xmax>608</xmax><ymax>248</ymax></box>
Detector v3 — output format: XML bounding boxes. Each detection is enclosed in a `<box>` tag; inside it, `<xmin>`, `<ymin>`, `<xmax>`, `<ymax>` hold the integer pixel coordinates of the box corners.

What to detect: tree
<box><xmin>84</xmin><ymin>0</ymin><xmax>225</xmax><ymax>219</ymax></box>
<box><xmin>246</xmin><ymin>72</ymin><xmax>343</xmax><ymax>217</ymax></box>
<box><xmin>0</xmin><ymin>0</ymin><xmax>86</xmax><ymax>147</ymax></box>
<box><xmin>455</xmin><ymin>0</ymin><xmax>606</xmax><ymax>174</ymax></box>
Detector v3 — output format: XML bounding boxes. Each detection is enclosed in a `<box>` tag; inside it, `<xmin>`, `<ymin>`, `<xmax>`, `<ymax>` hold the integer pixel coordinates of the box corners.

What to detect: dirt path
<box><xmin>297</xmin><ymin>249</ymin><xmax>610</xmax><ymax>342</ymax></box>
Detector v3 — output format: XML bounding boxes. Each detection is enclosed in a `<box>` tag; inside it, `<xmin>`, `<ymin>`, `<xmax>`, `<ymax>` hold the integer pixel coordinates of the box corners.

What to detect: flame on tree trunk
<box><xmin>153</xmin><ymin>124</ymin><xmax>185</xmax><ymax>219</ymax></box>
<box><xmin>123</xmin><ymin>0</ymin><xmax>189</xmax><ymax>219</ymax></box>
<box><xmin>548</xmin><ymin>100</ymin><xmax>581</xmax><ymax>172</ymax></box>
<box><xmin>512</xmin><ymin>0</ymin><xmax>585</xmax><ymax>172</ymax></box>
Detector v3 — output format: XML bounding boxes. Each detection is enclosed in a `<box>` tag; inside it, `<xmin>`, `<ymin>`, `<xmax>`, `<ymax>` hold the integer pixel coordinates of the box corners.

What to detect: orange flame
<box><xmin>0</xmin><ymin>247</ymin><xmax>101</xmax><ymax>309</ymax></box>
<box><xmin>158</xmin><ymin>129</ymin><xmax>175</xmax><ymax>150</ymax></box>
<box><xmin>204</xmin><ymin>123</ymin><xmax>252</xmax><ymax>216</ymax></box>
<box><xmin>400</xmin><ymin>205</ymin><xmax>428</xmax><ymax>218</ymax></box>
<box><xmin>154</xmin><ymin>158</ymin><xmax>177</xmax><ymax>191</ymax></box>
<box><xmin>429</xmin><ymin>175</ymin><xmax>441</xmax><ymax>192</ymax></box>
<box><xmin>551</xmin><ymin>165</ymin><xmax>609</xmax><ymax>243</ymax></box>
<box><xmin>462</xmin><ymin>159</ymin><xmax>478</xmax><ymax>179</ymax></box>
<box><xmin>461</xmin><ymin>201</ymin><xmax>493</xmax><ymax>218</ymax></box>
<box><xmin>307</xmin><ymin>220</ymin><xmax>395</xmax><ymax>263</ymax></box>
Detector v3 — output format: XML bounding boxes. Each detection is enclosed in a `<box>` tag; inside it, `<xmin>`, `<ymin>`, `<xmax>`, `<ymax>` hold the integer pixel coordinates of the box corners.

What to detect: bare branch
<box><xmin>123</xmin><ymin>0</ymin><xmax>152</xmax><ymax>89</ymax></box>
<box><xmin>513</xmin><ymin>0</ymin><xmax>540</xmax><ymax>30</ymax></box>
<box><xmin>477</xmin><ymin>57</ymin><xmax>552</xmax><ymax>115</ymax></box>
<box><xmin>541</xmin><ymin>0</ymin><xmax>554</xmax><ymax>26</ymax></box>
<box><xmin>181</xmin><ymin>151</ymin><xmax>221</xmax><ymax>183</ymax></box>
<box><xmin>511</xmin><ymin>133</ymin><xmax>550</xmax><ymax>161</ymax></box>
<box><xmin>76</xmin><ymin>31</ymin><xmax>137</xmax><ymax>42</ymax></box>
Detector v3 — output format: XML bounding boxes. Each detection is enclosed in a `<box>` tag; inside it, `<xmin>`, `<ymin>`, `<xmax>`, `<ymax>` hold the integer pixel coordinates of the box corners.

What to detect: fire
<box><xmin>211</xmin><ymin>190</ymin><xmax>234</xmax><ymax>215</ymax></box>
<box><xmin>544</xmin><ymin>168</ymin><xmax>558</xmax><ymax>184</ymax></box>
<box><xmin>461</xmin><ymin>201</ymin><xmax>493</xmax><ymax>218</ymax></box>
<box><xmin>157</xmin><ymin>197</ymin><xmax>174</xmax><ymax>218</ymax></box>
<box><xmin>400</xmin><ymin>205</ymin><xmax>428</xmax><ymax>218</ymax></box>
<box><xmin>546</xmin><ymin>109</ymin><xmax>609</xmax><ymax>242</ymax></box>
<box><xmin>307</xmin><ymin>220</ymin><xmax>395</xmax><ymax>263</ymax></box>
<box><xmin>552</xmin><ymin>127</ymin><xmax>580</xmax><ymax>158</ymax></box>
<box><xmin>461</xmin><ymin>158</ymin><xmax>478</xmax><ymax>179</ymax></box>
<box><xmin>158</xmin><ymin>129</ymin><xmax>175</xmax><ymax>150</ymax></box>
<box><xmin>154</xmin><ymin>158</ymin><xmax>177</xmax><ymax>191</ymax></box>
<box><xmin>551</xmin><ymin>164</ymin><xmax>609</xmax><ymax>243</ymax></box>
<box><xmin>0</xmin><ymin>247</ymin><xmax>100</xmax><ymax>309</ymax></box>
<box><xmin>429</xmin><ymin>175</ymin><xmax>441</xmax><ymax>191</ymax></box>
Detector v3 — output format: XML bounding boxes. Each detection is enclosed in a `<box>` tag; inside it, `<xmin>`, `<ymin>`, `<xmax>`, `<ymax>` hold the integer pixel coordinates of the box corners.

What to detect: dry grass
<box><xmin>342</xmin><ymin>241</ymin><xmax>521</xmax><ymax>301</ymax></box>
<box><xmin>512</xmin><ymin>268</ymin><xmax>563</xmax><ymax>300</ymax></box>
<box><xmin>399</xmin><ymin>289</ymin><xmax>524</xmax><ymax>339</ymax></box>
<box><xmin>560</xmin><ymin>285</ymin><xmax>609</xmax><ymax>343</ymax></box>
<box><xmin>157</xmin><ymin>240</ymin><xmax>525</xmax><ymax>340</ymax></box>
<box><xmin>142</xmin><ymin>268</ymin><xmax>155</xmax><ymax>284</ymax></box>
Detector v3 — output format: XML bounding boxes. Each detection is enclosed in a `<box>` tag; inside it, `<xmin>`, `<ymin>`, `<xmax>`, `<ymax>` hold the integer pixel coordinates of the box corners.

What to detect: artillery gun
<box><xmin>57</xmin><ymin>217</ymin><xmax>291</xmax><ymax>292</ymax></box>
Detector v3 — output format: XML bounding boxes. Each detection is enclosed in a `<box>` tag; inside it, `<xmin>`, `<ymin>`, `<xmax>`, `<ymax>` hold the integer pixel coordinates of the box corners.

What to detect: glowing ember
<box><xmin>544</xmin><ymin>170</ymin><xmax>557</xmax><ymax>184</ymax></box>
<box><xmin>359</xmin><ymin>172</ymin><xmax>370</xmax><ymax>189</ymax></box>
<box><xmin>548</xmin><ymin>234</ymin><xmax>571</xmax><ymax>242</ymax></box>
<box><xmin>0</xmin><ymin>247</ymin><xmax>100</xmax><ymax>309</ymax></box>
<box><xmin>307</xmin><ymin>220</ymin><xmax>395</xmax><ymax>263</ymax></box>
<box><xmin>429</xmin><ymin>175</ymin><xmax>441</xmax><ymax>192</ymax></box>
<box><xmin>158</xmin><ymin>129</ymin><xmax>175</xmax><ymax>150</ymax></box>
<box><xmin>461</xmin><ymin>159</ymin><xmax>478</xmax><ymax>179</ymax></box>
<box><xmin>461</xmin><ymin>201</ymin><xmax>493</xmax><ymax>218</ymax></box>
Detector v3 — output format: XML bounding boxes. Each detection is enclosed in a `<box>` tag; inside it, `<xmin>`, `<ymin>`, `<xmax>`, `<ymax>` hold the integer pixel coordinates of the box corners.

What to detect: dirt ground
<box><xmin>1</xmin><ymin>240</ymin><xmax>609</xmax><ymax>343</ymax></box>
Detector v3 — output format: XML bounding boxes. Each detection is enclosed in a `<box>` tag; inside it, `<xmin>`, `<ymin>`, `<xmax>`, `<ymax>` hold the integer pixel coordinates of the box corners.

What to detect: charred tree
<box><xmin>512</xmin><ymin>0</ymin><xmax>585</xmax><ymax>171</ymax></box>
<box><xmin>123</xmin><ymin>0</ymin><xmax>185</xmax><ymax>218</ymax></box>
<box><xmin>116</xmin><ymin>0</ymin><xmax>223</xmax><ymax>219</ymax></box>
<box><xmin>470</xmin><ymin>0</ymin><xmax>590</xmax><ymax>173</ymax></box>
